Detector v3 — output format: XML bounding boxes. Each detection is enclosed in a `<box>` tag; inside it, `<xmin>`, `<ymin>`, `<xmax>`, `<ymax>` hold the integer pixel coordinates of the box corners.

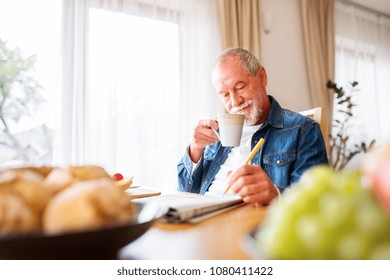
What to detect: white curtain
<box><xmin>57</xmin><ymin>0</ymin><xmax>222</xmax><ymax>191</ymax></box>
<box><xmin>334</xmin><ymin>1</ymin><xmax>390</xmax><ymax>150</ymax></box>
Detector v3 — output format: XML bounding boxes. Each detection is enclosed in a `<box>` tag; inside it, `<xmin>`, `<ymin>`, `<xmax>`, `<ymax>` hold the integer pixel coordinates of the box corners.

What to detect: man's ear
<box><xmin>258</xmin><ymin>67</ymin><xmax>268</xmax><ymax>87</ymax></box>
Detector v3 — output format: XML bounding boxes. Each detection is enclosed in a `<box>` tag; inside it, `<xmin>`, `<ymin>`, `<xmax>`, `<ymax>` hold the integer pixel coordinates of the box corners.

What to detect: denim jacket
<box><xmin>177</xmin><ymin>96</ymin><xmax>328</xmax><ymax>194</ymax></box>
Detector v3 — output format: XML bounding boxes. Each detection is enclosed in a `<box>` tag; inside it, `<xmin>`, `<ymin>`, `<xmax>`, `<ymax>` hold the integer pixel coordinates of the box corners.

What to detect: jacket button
<box><xmin>276</xmin><ymin>160</ymin><xmax>281</xmax><ymax>165</ymax></box>
<box><xmin>188</xmin><ymin>181</ymin><xmax>192</xmax><ymax>185</ymax></box>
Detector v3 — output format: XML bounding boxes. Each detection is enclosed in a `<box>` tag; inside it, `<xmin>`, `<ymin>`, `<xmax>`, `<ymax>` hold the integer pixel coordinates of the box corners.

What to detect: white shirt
<box><xmin>206</xmin><ymin>124</ymin><xmax>261</xmax><ymax>194</ymax></box>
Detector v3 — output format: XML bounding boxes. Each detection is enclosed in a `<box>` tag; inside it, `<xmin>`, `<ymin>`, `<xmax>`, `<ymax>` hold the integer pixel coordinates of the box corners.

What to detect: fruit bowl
<box><xmin>252</xmin><ymin>166</ymin><xmax>390</xmax><ymax>260</ymax></box>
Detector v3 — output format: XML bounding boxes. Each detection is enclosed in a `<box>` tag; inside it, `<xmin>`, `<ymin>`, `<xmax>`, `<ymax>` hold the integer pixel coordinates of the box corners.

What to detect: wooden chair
<box><xmin>299</xmin><ymin>107</ymin><xmax>327</xmax><ymax>145</ymax></box>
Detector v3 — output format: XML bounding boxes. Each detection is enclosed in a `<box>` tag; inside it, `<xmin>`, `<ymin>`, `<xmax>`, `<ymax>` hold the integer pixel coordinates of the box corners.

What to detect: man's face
<box><xmin>213</xmin><ymin>56</ymin><xmax>267</xmax><ymax>125</ymax></box>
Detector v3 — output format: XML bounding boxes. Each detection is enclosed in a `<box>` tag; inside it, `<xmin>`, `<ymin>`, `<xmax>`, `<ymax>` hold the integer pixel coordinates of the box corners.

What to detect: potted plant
<box><xmin>327</xmin><ymin>80</ymin><xmax>376</xmax><ymax>171</ymax></box>
<box><xmin>0</xmin><ymin>37</ymin><xmax>50</xmax><ymax>164</ymax></box>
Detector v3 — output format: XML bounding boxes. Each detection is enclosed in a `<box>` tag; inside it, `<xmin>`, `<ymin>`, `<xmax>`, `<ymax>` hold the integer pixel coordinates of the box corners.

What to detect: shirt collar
<box><xmin>263</xmin><ymin>95</ymin><xmax>283</xmax><ymax>129</ymax></box>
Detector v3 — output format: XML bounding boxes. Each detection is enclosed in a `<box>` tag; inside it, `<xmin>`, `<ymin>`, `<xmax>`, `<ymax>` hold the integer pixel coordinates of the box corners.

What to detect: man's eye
<box><xmin>236</xmin><ymin>84</ymin><xmax>246</xmax><ymax>91</ymax></box>
<box><xmin>220</xmin><ymin>92</ymin><xmax>229</xmax><ymax>98</ymax></box>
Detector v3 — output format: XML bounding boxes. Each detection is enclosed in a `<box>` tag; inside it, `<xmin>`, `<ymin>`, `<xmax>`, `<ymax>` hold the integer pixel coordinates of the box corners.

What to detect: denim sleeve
<box><xmin>177</xmin><ymin>147</ymin><xmax>203</xmax><ymax>193</ymax></box>
<box><xmin>290</xmin><ymin>122</ymin><xmax>329</xmax><ymax>185</ymax></box>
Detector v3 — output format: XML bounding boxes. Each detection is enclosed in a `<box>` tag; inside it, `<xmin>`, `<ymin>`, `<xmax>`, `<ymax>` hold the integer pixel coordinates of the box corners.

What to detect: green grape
<box><xmin>334</xmin><ymin>169</ymin><xmax>363</xmax><ymax>194</ymax></box>
<box><xmin>355</xmin><ymin>189</ymin><xmax>389</xmax><ymax>238</ymax></box>
<box><xmin>298</xmin><ymin>165</ymin><xmax>335</xmax><ymax>193</ymax></box>
<box><xmin>337</xmin><ymin>232</ymin><xmax>371</xmax><ymax>259</ymax></box>
<box><xmin>258</xmin><ymin>189</ymin><xmax>309</xmax><ymax>259</ymax></box>
<box><xmin>295</xmin><ymin>214</ymin><xmax>327</xmax><ymax>256</ymax></box>
<box><xmin>267</xmin><ymin>187</ymin><xmax>301</xmax><ymax>218</ymax></box>
<box><xmin>369</xmin><ymin>243</ymin><xmax>390</xmax><ymax>259</ymax></box>
<box><xmin>257</xmin><ymin>221</ymin><xmax>303</xmax><ymax>259</ymax></box>
<box><xmin>263</xmin><ymin>228</ymin><xmax>309</xmax><ymax>260</ymax></box>
<box><xmin>318</xmin><ymin>191</ymin><xmax>353</xmax><ymax>230</ymax></box>
<box><xmin>286</xmin><ymin>188</ymin><xmax>318</xmax><ymax>219</ymax></box>
<box><xmin>258</xmin><ymin>212</ymin><xmax>307</xmax><ymax>259</ymax></box>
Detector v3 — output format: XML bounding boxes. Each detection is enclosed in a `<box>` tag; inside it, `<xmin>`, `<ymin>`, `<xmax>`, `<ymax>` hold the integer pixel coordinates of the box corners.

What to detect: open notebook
<box><xmin>136</xmin><ymin>192</ymin><xmax>244</xmax><ymax>223</ymax></box>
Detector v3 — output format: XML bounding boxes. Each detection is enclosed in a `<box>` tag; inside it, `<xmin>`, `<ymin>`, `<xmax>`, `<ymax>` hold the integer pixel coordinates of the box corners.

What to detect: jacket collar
<box><xmin>263</xmin><ymin>95</ymin><xmax>283</xmax><ymax>129</ymax></box>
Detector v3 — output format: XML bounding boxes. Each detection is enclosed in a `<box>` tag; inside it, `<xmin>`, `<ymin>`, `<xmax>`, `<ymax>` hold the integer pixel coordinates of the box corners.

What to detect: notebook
<box><xmin>137</xmin><ymin>191</ymin><xmax>244</xmax><ymax>223</ymax></box>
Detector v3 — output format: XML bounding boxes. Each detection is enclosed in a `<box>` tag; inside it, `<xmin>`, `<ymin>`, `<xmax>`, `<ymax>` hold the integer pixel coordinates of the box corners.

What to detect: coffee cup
<box><xmin>213</xmin><ymin>113</ymin><xmax>245</xmax><ymax>147</ymax></box>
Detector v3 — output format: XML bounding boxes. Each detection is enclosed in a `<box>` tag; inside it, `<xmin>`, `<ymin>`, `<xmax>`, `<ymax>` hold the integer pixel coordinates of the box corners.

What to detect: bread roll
<box><xmin>0</xmin><ymin>170</ymin><xmax>49</xmax><ymax>214</ymax></box>
<box><xmin>65</xmin><ymin>165</ymin><xmax>111</xmax><ymax>181</ymax></box>
<box><xmin>43</xmin><ymin>177</ymin><xmax>136</xmax><ymax>234</ymax></box>
<box><xmin>0</xmin><ymin>193</ymin><xmax>39</xmax><ymax>235</ymax></box>
<box><xmin>43</xmin><ymin>167</ymin><xmax>75</xmax><ymax>195</ymax></box>
<box><xmin>0</xmin><ymin>166</ymin><xmax>53</xmax><ymax>177</ymax></box>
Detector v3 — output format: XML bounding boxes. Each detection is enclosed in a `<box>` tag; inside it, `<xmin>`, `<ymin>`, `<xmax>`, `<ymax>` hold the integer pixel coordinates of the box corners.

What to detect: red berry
<box><xmin>112</xmin><ymin>173</ymin><xmax>123</xmax><ymax>181</ymax></box>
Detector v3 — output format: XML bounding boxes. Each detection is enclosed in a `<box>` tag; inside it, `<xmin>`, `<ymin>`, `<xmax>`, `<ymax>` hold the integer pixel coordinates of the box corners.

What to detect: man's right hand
<box><xmin>189</xmin><ymin>119</ymin><xmax>219</xmax><ymax>163</ymax></box>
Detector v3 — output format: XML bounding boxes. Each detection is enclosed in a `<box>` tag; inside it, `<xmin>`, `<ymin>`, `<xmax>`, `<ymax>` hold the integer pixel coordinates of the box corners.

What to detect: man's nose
<box><xmin>230</xmin><ymin>91</ymin><xmax>243</xmax><ymax>107</ymax></box>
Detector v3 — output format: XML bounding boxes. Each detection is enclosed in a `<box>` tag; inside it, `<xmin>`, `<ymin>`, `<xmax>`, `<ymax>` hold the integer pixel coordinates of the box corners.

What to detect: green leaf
<box><xmin>368</xmin><ymin>140</ymin><xmax>376</xmax><ymax>149</ymax></box>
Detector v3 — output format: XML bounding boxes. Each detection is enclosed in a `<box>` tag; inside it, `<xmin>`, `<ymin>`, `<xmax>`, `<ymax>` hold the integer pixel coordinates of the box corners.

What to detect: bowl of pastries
<box><xmin>0</xmin><ymin>165</ymin><xmax>166</xmax><ymax>259</ymax></box>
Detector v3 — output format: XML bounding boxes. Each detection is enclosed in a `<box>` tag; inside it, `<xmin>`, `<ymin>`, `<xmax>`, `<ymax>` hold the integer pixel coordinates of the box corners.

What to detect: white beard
<box><xmin>245</xmin><ymin>106</ymin><xmax>263</xmax><ymax>126</ymax></box>
<box><xmin>230</xmin><ymin>101</ymin><xmax>262</xmax><ymax>126</ymax></box>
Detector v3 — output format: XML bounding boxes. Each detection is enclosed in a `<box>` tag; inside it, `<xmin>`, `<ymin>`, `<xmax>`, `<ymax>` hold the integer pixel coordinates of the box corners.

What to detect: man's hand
<box><xmin>189</xmin><ymin>119</ymin><xmax>219</xmax><ymax>163</ymax></box>
<box><xmin>227</xmin><ymin>165</ymin><xmax>279</xmax><ymax>206</ymax></box>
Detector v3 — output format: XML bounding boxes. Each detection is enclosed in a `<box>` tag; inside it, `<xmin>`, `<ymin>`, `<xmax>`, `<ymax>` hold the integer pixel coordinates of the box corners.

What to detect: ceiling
<box><xmin>349</xmin><ymin>0</ymin><xmax>390</xmax><ymax>16</ymax></box>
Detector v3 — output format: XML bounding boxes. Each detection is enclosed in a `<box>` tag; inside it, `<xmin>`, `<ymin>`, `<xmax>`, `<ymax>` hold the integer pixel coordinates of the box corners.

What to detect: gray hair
<box><xmin>213</xmin><ymin>48</ymin><xmax>261</xmax><ymax>76</ymax></box>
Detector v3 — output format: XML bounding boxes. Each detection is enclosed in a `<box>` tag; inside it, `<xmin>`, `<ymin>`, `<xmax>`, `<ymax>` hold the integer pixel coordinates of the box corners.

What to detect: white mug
<box><xmin>213</xmin><ymin>113</ymin><xmax>245</xmax><ymax>147</ymax></box>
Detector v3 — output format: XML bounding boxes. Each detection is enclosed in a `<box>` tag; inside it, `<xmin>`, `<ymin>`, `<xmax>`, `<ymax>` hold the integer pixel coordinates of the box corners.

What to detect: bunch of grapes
<box><xmin>257</xmin><ymin>165</ymin><xmax>390</xmax><ymax>259</ymax></box>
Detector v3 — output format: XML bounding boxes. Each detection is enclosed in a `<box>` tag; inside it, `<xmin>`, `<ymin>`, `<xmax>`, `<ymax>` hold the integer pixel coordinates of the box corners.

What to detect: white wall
<box><xmin>260</xmin><ymin>0</ymin><xmax>312</xmax><ymax>111</ymax></box>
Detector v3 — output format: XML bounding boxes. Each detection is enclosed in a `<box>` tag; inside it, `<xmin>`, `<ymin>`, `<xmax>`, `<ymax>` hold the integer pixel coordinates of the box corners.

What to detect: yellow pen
<box><xmin>224</xmin><ymin>138</ymin><xmax>265</xmax><ymax>194</ymax></box>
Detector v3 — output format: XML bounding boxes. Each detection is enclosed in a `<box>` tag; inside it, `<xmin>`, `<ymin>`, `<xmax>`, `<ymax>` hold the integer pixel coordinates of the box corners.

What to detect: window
<box><xmin>86</xmin><ymin>8</ymin><xmax>180</xmax><ymax>189</ymax></box>
<box><xmin>59</xmin><ymin>0</ymin><xmax>223</xmax><ymax>190</ymax></box>
<box><xmin>335</xmin><ymin>2</ymin><xmax>390</xmax><ymax>154</ymax></box>
<box><xmin>60</xmin><ymin>0</ymin><xmax>220</xmax><ymax>191</ymax></box>
<box><xmin>0</xmin><ymin>0</ymin><xmax>61</xmax><ymax>165</ymax></box>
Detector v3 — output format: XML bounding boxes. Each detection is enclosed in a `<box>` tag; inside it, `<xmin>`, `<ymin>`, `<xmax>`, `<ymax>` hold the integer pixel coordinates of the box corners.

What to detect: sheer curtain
<box><xmin>58</xmin><ymin>0</ymin><xmax>221</xmax><ymax>191</ymax></box>
<box><xmin>335</xmin><ymin>1</ymin><xmax>390</xmax><ymax>152</ymax></box>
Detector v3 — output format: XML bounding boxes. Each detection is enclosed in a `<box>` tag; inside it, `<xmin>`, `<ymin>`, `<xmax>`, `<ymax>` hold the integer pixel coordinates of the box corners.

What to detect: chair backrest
<box><xmin>299</xmin><ymin>107</ymin><xmax>327</xmax><ymax>143</ymax></box>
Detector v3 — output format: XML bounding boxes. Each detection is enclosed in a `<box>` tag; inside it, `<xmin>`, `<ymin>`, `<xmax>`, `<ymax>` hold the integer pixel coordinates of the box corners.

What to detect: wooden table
<box><xmin>120</xmin><ymin>205</ymin><xmax>267</xmax><ymax>260</ymax></box>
